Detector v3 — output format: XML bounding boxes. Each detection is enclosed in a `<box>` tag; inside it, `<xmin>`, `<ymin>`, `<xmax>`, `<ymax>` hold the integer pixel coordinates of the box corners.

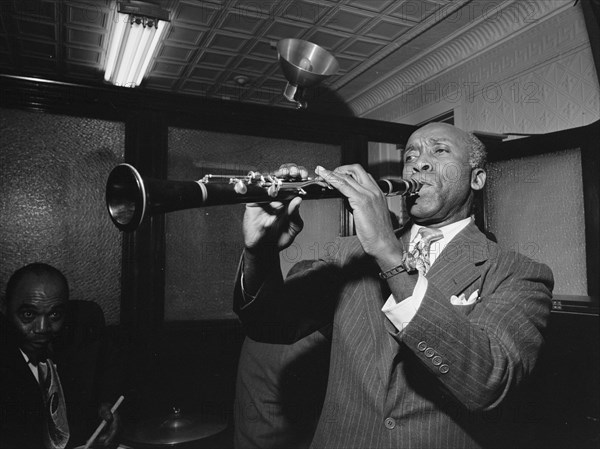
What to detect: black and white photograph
<box><xmin>1</xmin><ymin>1</ymin><xmax>598</xmax><ymax>448</ymax></box>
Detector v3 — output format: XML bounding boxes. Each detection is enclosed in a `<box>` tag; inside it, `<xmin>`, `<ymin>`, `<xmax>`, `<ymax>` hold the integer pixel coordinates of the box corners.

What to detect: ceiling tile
<box><xmin>259</xmin><ymin>76</ymin><xmax>287</xmax><ymax>90</ymax></box>
<box><xmin>67</xmin><ymin>4</ymin><xmax>108</xmax><ymax>28</ymax></box>
<box><xmin>305</xmin><ymin>28</ymin><xmax>349</xmax><ymax>50</ymax></box>
<box><xmin>323</xmin><ymin>7</ymin><xmax>372</xmax><ymax>33</ymax></box>
<box><xmin>175</xmin><ymin>1</ymin><xmax>220</xmax><ymax>27</ymax></box>
<box><xmin>67</xmin><ymin>46</ymin><xmax>100</xmax><ymax>64</ymax></box>
<box><xmin>67</xmin><ymin>28</ymin><xmax>103</xmax><ymax>47</ymax></box>
<box><xmin>144</xmin><ymin>75</ymin><xmax>180</xmax><ymax>90</ymax></box>
<box><xmin>235</xmin><ymin>56</ymin><xmax>275</xmax><ymax>74</ymax></box>
<box><xmin>209</xmin><ymin>32</ymin><xmax>248</xmax><ymax>52</ymax></box>
<box><xmin>263</xmin><ymin>19</ymin><xmax>309</xmax><ymax>40</ymax></box>
<box><xmin>232</xmin><ymin>0</ymin><xmax>276</xmax><ymax>15</ymax></box>
<box><xmin>14</xmin><ymin>0</ymin><xmax>56</xmax><ymax>20</ymax></box>
<box><xmin>334</xmin><ymin>55</ymin><xmax>364</xmax><ymax>72</ymax></box>
<box><xmin>221</xmin><ymin>11</ymin><xmax>265</xmax><ymax>35</ymax></box>
<box><xmin>158</xmin><ymin>44</ymin><xmax>195</xmax><ymax>62</ymax></box>
<box><xmin>16</xmin><ymin>19</ymin><xmax>56</xmax><ymax>40</ymax></box>
<box><xmin>282</xmin><ymin>1</ymin><xmax>332</xmax><ymax>24</ymax></box>
<box><xmin>20</xmin><ymin>39</ymin><xmax>56</xmax><ymax>58</ymax></box>
<box><xmin>347</xmin><ymin>0</ymin><xmax>395</xmax><ymax>13</ymax></box>
<box><xmin>166</xmin><ymin>25</ymin><xmax>204</xmax><ymax>46</ymax></box>
<box><xmin>0</xmin><ymin>0</ymin><xmax>562</xmax><ymax>118</ymax></box>
<box><xmin>247</xmin><ymin>40</ymin><xmax>278</xmax><ymax>59</ymax></box>
<box><xmin>190</xmin><ymin>66</ymin><xmax>222</xmax><ymax>81</ymax></box>
<box><xmin>153</xmin><ymin>61</ymin><xmax>186</xmax><ymax>77</ymax></box>
<box><xmin>179</xmin><ymin>79</ymin><xmax>214</xmax><ymax>96</ymax></box>
<box><xmin>198</xmin><ymin>50</ymin><xmax>236</xmax><ymax>68</ymax></box>
<box><xmin>365</xmin><ymin>18</ymin><xmax>410</xmax><ymax>41</ymax></box>
<box><xmin>342</xmin><ymin>38</ymin><xmax>385</xmax><ymax>58</ymax></box>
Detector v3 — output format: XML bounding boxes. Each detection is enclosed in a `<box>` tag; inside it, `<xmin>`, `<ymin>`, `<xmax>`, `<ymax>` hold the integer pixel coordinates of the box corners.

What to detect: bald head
<box><xmin>4</xmin><ymin>263</ymin><xmax>69</xmax><ymax>359</ymax></box>
<box><xmin>5</xmin><ymin>263</ymin><xmax>69</xmax><ymax>305</ymax></box>
<box><xmin>414</xmin><ymin>123</ymin><xmax>487</xmax><ymax>170</ymax></box>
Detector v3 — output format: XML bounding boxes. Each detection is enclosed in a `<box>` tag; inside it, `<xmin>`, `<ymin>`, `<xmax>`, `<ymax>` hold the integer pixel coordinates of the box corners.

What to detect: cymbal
<box><xmin>123</xmin><ymin>408</ymin><xmax>227</xmax><ymax>446</ymax></box>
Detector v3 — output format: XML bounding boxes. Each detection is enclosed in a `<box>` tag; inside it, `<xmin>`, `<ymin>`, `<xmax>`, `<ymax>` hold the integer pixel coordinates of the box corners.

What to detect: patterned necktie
<box><xmin>405</xmin><ymin>227</ymin><xmax>444</xmax><ymax>276</ymax></box>
<box><xmin>38</xmin><ymin>359</ymin><xmax>70</xmax><ymax>449</ymax></box>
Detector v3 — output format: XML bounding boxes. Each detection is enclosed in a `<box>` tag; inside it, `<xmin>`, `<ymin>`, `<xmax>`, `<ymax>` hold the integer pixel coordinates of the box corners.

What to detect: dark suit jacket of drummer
<box><xmin>0</xmin><ymin>314</ymin><xmax>46</xmax><ymax>449</ymax></box>
<box><xmin>234</xmin><ymin>221</ymin><xmax>554</xmax><ymax>449</ymax></box>
<box><xmin>0</xmin><ymin>301</ymin><xmax>123</xmax><ymax>449</ymax></box>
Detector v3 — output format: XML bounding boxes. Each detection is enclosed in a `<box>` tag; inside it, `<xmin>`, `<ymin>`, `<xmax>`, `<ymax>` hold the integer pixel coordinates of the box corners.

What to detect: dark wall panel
<box><xmin>0</xmin><ymin>108</ymin><xmax>124</xmax><ymax>323</ymax></box>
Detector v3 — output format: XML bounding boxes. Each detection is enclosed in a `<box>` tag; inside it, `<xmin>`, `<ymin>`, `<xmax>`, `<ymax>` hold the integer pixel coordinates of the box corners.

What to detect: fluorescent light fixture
<box><xmin>104</xmin><ymin>1</ymin><xmax>169</xmax><ymax>87</ymax></box>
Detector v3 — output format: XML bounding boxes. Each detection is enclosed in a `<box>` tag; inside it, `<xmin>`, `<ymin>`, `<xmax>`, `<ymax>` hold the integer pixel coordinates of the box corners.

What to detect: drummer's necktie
<box><xmin>38</xmin><ymin>359</ymin><xmax>70</xmax><ymax>449</ymax></box>
<box><xmin>405</xmin><ymin>227</ymin><xmax>443</xmax><ymax>276</ymax></box>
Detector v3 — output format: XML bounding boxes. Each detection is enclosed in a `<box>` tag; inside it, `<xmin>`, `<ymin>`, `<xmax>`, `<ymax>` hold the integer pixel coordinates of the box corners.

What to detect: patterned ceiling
<box><xmin>0</xmin><ymin>0</ymin><xmax>574</xmax><ymax>115</ymax></box>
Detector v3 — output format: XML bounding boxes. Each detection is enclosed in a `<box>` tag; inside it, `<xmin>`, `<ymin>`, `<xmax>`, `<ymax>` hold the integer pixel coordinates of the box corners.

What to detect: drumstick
<box><xmin>83</xmin><ymin>395</ymin><xmax>125</xmax><ymax>449</ymax></box>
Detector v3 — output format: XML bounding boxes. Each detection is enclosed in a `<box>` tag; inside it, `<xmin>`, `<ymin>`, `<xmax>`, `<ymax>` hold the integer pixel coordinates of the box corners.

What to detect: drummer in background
<box><xmin>0</xmin><ymin>262</ymin><xmax>123</xmax><ymax>449</ymax></box>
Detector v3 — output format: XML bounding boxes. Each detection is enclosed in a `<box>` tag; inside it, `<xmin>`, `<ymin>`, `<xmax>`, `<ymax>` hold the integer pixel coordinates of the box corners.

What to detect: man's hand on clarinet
<box><xmin>315</xmin><ymin>164</ymin><xmax>402</xmax><ymax>265</ymax></box>
<box><xmin>243</xmin><ymin>164</ymin><xmax>307</xmax><ymax>254</ymax></box>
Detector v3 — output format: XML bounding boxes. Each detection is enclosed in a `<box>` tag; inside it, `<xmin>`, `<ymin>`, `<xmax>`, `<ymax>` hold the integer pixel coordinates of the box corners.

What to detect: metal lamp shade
<box><xmin>277</xmin><ymin>38</ymin><xmax>339</xmax><ymax>87</ymax></box>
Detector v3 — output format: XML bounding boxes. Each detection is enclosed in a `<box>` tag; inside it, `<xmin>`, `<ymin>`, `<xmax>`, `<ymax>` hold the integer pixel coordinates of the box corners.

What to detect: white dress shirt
<box><xmin>20</xmin><ymin>348</ymin><xmax>40</xmax><ymax>383</ymax></box>
<box><xmin>381</xmin><ymin>216</ymin><xmax>473</xmax><ymax>332</ymax></box>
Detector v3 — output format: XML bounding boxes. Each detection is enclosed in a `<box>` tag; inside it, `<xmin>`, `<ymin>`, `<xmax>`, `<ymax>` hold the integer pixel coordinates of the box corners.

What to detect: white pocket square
<box><xmin>451</xmin><ymin>290</ymin><xmax>479</xmax><ymax>306</ymax></box>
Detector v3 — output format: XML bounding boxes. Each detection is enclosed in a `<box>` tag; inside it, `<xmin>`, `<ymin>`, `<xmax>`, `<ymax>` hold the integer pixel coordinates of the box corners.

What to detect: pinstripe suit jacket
<box><xmin>234</xmin><ymin>222</ymin><xmax>554</xmax><ymax>448</ymax></box>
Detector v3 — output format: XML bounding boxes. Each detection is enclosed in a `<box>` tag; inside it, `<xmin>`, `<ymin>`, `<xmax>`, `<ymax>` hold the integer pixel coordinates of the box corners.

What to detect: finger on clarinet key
<box><xmin>315</xmin><ymin>165</ymin><xmax>331</xmax><ymax>181</ymax></box>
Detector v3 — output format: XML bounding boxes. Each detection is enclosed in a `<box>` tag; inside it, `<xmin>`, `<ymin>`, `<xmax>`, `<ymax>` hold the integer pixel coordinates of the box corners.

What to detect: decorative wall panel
<box><xmin>0</xmin><ymin>108</ymin><xmax>124</xmax><ymax>323</ymax></box>
<box><xmin>165</xmin><ymin>129</ymin><xmax>342</xmax><ymax>321</ymax></box>
<box><xmin>365</xmin><ymin>4</ymin><xmax>600</xmax><ymax>133</ymax></box>
<box><xmin>484</xmin><ymin>149</ymin><xmax>587</xmax><ymax>295</ymax></box>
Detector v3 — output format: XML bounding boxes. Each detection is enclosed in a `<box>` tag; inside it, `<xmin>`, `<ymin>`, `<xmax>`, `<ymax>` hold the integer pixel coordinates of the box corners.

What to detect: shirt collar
<box><xmin>20</xmin><ymin>348</ymin><xmax>34</xmax><ymax>365</ymax></box>
<box><xmin>410</xmin><ymin>216</ymin><xmax>473</xmax><ymax>244</ymax></box>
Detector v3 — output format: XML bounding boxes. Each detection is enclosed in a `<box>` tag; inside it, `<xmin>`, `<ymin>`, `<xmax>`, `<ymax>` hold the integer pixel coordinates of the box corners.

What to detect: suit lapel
<box><xmin>427</xmin><ymin>222</ymin><xmax>489</xmax><ymax>296</ymax></box>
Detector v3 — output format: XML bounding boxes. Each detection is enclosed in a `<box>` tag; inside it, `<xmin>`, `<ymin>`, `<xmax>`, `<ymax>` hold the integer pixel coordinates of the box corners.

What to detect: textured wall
<box><xmin>484</xmin><ymin>149</ymin><xmax>587</xmax><ymax>295</ymax></box>
<box><xmin>0</xmin><ymin>108</ymin><xmax>124</xmax><ymax>323</ymax></box>
<box><xmin>165</xmin><ymin>128</ymin><xmax>342</xmax><ymax>320</ymax></box>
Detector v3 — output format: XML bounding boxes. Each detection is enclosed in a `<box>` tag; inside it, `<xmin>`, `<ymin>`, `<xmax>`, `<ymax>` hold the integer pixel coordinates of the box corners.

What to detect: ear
<box><xmin>470</xmin><ymin>168</ymin><xmax>486</xmax><ymax>191</ymax></box>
